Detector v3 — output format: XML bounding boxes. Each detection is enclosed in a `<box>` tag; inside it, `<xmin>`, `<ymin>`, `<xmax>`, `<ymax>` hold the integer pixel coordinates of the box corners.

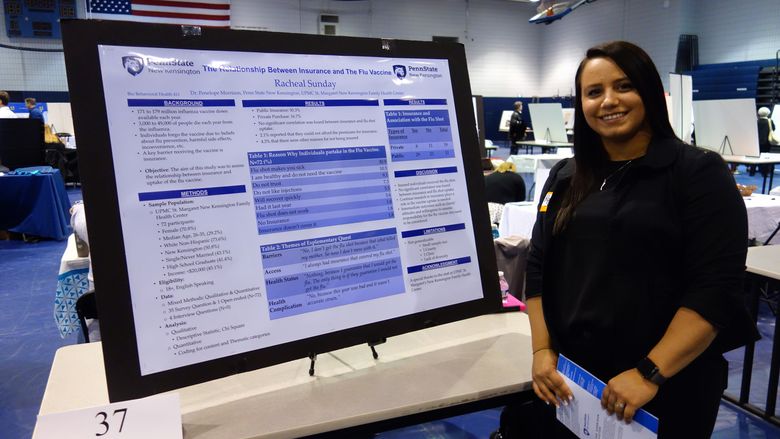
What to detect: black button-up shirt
<box><xmin>526</xmin><ymin>137</ymin><xmax>757</xmax><ymax>382</ymax></box>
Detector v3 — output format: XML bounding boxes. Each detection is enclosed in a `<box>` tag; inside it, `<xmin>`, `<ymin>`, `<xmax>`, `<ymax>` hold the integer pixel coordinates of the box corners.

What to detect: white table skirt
<box><xmin>744</xmin><ymin>194</ymin><xmax>780</xmax><ymax>245</ymax></box>
<box><xmin>497</xmin><ymin>202</ymin><xmax>537</xmax><ymax>239</ymax></box>
<box><xmin>498</xmin><ymin>194</ymin><xmax>780</xmax><ymax>245</ymax></box>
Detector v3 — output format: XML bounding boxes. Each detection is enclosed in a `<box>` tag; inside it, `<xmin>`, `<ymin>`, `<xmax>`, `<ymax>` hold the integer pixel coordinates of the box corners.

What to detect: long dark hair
<box><xmin>554</xmin><ymin>41</ymin><xmax>678</xmax><ymax>233</ymax></box>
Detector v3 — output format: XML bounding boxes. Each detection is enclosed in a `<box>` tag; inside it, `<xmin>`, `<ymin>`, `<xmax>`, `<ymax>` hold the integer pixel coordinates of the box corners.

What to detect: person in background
<box><xmin>43</xmin><ymin>123</ymin><xmax>62</xmax><ymax>145</ymax></box>
<box><xmin>757</xmin><ymin>106</ymin><xmax>777</xmax><ymax>153</ymax></box>
<box><xmin>0</xmin><ymin>91</ymin><xmax>17</xmax><ymax>118</ymax></box>
<box><xmin>43</xmin><ymin>123</ymin><xmax>79</xmax><ymax>183</ymax></box>
<box><xmin>70</xmin><ymin>202</ymin><xmax>92</xmax><ymax>288</ymax></box>
<box><xmin>755</xmin><ymin>107</ymin><xmax>777</xmax><ymax>177</ymax></box>
<box><xmin>484</xmin><ymin>161</ymin><xmax>526</xmax><ymax>204</ymax></box>
<box><xmin>524</xmin><ymin>41</ymin><xmax>758</xmax><ymax>438</ymax></box>
<box><xmin>508</xmin><ymin>101</ymin><xmax>526</xmax><ymax>155</ymax></box>
<box><xmin>25</xmin><ymin>98</ymin><xmax>43</xmax><ymax>120</ymax></box>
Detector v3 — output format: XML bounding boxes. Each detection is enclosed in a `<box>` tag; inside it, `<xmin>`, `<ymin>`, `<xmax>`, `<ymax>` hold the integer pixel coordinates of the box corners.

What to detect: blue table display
<box><xmin>0</xmin><ymin>167</ymin><xmax>72</xmax><ymax>240</ymax></box>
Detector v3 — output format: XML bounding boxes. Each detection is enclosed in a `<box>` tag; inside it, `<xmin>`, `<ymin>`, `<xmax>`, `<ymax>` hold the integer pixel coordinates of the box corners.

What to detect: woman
<box><xmin>485</xmin><ymin>161</ymin><xmax>527</xmax><ymax>205</ymax></box>
<box><xmin>758</xmin><ymin>107</ymin><xmax>777</xmax><ymax>154</ymax></box>
<box><xmin>43</xmin><ymin>123</ymin><xmax>79</xmax><ymax>183</ymax></box>
<box><xmin>524</xmin><ymin>41</ymin><xmax>758</xmax><ymax>438</ymax></box>
<box><xmin>509</xmin><ymin>101</ymin><xmax>526</xmax><ymax>155</ymax></box>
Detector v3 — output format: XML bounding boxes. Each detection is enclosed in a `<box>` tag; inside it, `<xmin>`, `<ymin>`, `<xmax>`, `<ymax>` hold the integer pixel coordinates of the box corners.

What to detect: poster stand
<box><xmin>692</xmin><ymin>98</ymin><xmax>760</xmax><ymax>157</ymax></box>
<box><xmin>668</xmin><ymin>73</ymin><xmax>693</xmax><ymax>143</ymax></box>
<box><xmin>719</xmin><ymin>135</ymin><xmax>735</xmax><ymax>155</ymax></box>
<box><xmin>368</xmin><ymin>338</ymin><xmax>387</xmax><ymax>359</ymax></box>
<box><xmin>542</xmin><ymin>127</ymin><xmax>552</xmax><ymax>143</ymax></box>
<box><xmin>62</xmin><ymin>19</ymin><xmax>501</xmax><ymax>402</ymax></box>
<box><xmin>528</xmin><ymin>103</ymin><xmax>568</xmax><ymax>144</ymax></box>
<box><xmin>309</xmin><ymin>339</ymin><xmax>386</xmax><ymax>376</ymax></box>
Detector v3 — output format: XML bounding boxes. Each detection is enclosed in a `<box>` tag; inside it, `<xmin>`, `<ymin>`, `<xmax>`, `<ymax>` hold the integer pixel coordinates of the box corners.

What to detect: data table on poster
<box><xmin>248</xmin><ymin>146</ymin><xmax>394</xmax><ymax>234</ymax></box>
<box><xmin>385</xmin><ymin>105</ymin><xmax>455</xmax><ymax>162</ymax></box>
<box><xmin>260</xmin><ymin>228</ymin><xmax>405</xmax><ymax>319</ymax></box>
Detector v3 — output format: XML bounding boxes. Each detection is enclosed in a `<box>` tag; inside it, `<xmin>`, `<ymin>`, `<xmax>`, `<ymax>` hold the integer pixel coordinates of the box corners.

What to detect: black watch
<box><xmin>636</xmin><ymin>357</ymin><xmax>667</xmax><ymax>385</ymax></box>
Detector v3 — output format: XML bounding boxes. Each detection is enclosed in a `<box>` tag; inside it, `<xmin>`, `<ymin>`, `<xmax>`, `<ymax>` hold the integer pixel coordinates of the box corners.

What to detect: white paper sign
<box><xmin>33</xmin><ymin>393</ymin><xmax>182</xmax><ymax>439</ymax></box>
<box><xmin>556</xmin><ymin>355</ymin><xmax>658</xmax><ymax>439</ymax></box>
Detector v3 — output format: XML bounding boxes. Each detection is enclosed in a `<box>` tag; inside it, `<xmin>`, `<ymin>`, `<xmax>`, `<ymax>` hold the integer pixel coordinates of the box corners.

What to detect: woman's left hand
<box><xmin>600</xmin><ymin>368</ymin><xmax>658</xmax><ymax>423</ymax></box>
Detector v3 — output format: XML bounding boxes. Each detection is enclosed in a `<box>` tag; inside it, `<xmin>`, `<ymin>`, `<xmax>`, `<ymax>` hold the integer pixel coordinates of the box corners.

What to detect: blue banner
<box><xmin>394</xmin><ymin>167</ymin><xmax>457</xmax><ymax>178</ymax></box>
<box><xmin>401</xmin><ymin>223</ymin><xmax>465</xmax><ymax>238</ymax></box>
<box><xmin>127</xmin><ymin>99</ymin><xmax>235</xmax><ymax>107</ymax></box>
<box><xmin>384</xmin><ymin>98</ymin><xmax>447</xmax><ymax>106</ymax></box>
<box><xmin>138</xmin><ymin>185</ymin><xmax>246</xmax><ymax>201</ymax></box>
<box><xmin>407</xmin><ymin>256</ymin><xmax>471</xmax><ymax>274</ymax></box>
<box><xmin>243</xmin><ymin>99</ymin><xmax>379</xmax><ymax>108</ymax></box>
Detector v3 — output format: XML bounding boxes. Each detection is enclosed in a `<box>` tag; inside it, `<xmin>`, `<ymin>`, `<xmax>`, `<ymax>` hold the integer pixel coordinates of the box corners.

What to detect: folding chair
<box><xmin>75</xmin><ymin>290</ymin><xmax>98</xmax><ymax>343</ymax></box>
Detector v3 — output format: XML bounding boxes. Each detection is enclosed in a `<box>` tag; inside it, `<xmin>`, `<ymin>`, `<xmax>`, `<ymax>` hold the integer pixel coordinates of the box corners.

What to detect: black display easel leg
<box><xmin>719</xmin><ymin>135</ymin><xmax>734</xmax><ymax>155</ymax></box>
<box><xmin>368</xmin><ymin>338</ymin><xmax>387</xmax><ymax>360</ymax></box>
<box><xmin>308</xmin><ymin>353</ymin><xmax>317</xmax><ymax>376</ymax></box>
<box><xmin>765</xmin><ymin>222</ymin><xmax>780</xmax><ymax>246</ymax></box>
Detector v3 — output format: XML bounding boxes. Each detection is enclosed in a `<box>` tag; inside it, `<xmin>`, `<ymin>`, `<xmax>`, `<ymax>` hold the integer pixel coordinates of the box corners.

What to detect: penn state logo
<box><xmin>122</xmin><ymin>56</ymin><xmax>144</xmax><ymax>76</ymax></box>
<box><xmin>392</xmin><ymin>64</ymin><xmax>407</xmax><ymax>79</ymax></box>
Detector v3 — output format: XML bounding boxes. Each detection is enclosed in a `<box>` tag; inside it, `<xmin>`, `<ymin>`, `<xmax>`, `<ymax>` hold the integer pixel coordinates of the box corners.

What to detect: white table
<box><xmin>744</xmin><ymin>194</ymin><xmax>780</xmax><ymax>245</ymax></box>
<box><xmin>35</xmin><ymin>313</ymin><xmax>533</xmax><ymax>439</ymax></box>
<box><xmin>722</xmin><ymin>153</ymin><xmax>780</xmax><ymax>194</ymax></box>
<box><xmin>497</xmin><ymin>202</ymin><xmax>537</xmax><ymax>239</ymax></box>
<box><xmin>498</xmin><ymin>194</ymin><xmax>780</xmax><ymax>245</ymax></box>
<box><xmin>513</xmin><ymin>140</ymin><xmax>572</xmax><ymax>155</ymax></box>
<box><xmin>506</xmin><ymin>152</ymin><xmax>572</xmax><ymax>202</ymax></box>
<box><xmin>728</xmin><ymin>245</ymin><xmax>780</xmax><ymax>420</ymax></box>
<box><xmin>745</xmin><ymin>245</ymin><xmax>780</xmax><ymax>280</ymax></box>
<box><xmin>506</xmin><ymin>152</ymin><xmax>573</xmax><ymax>174</ymax></box>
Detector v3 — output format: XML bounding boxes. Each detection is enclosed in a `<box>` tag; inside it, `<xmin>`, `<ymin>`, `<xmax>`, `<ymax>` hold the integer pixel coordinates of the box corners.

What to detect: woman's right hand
<box><xmin>531</xmin><ymin>348</ymin><xmax>573</xmax><ymax>407</ymax></box>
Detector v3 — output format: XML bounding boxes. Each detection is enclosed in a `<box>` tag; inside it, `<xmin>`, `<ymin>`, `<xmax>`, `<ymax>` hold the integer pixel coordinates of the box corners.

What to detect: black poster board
<box><xmin>0</xmin><ymin>118</ymin><xmax>44</xmax><ymax>169</ymax></box>
<box><xmin>62</xmin><ymin>19</ymin><xmax>499</xmax><ymax>402</ymax></box>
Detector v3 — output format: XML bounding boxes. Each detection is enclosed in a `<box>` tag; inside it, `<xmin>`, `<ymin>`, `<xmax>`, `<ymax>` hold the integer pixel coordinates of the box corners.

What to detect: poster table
<box><xmin>722</xmin><ymin>153</ymin><xmax>780</xmax><ymax>194</ymax></box>
<box><xmin>497</xmin><ymin>202</ymin><xmax>537</xmax><ymax>239</ymax></box>
<box><xmin>513</xmin><ymin>140</ymin><xmax>572</xmax><ymax>155</ymax></box>
<box><xmin>498</xmin><ymin>194</ymin><xmax>780</xmax><ymax>245</ymax></box>
<box><xmin>745</xmin><ymin>244</ymin><xmax>780</xmax><ymax>280</ymax></box>
<box><xmin>726</xmin><ymin>245</ymin><xmax>780</xmax><ymax>420</ymax></box>
<box><xmin>36</xmin><ymin>313</ymin><xmax>533</xmax><ymax>438</ymax></box>
<box><xmin>743</xmin><ymin>194</ymin><xmax>780</xmax><ymax>245</ymax></box>
<box><xmin>0</xmin><ymin>169</ymin><xmax>71</xmax><ymax>240</ymax></box>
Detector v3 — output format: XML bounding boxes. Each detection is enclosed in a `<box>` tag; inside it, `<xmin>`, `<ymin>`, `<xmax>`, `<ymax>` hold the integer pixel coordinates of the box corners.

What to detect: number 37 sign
<box><xmin>34</xmin><ymin>393</ymin><xmax>182</xmax><ymax>439</ymax></box>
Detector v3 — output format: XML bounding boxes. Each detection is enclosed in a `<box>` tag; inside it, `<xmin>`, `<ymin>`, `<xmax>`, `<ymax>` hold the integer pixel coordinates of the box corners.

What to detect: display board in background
<box><xmin>472</xmin><ymin>95</ymin><xmax>486</xmax><ymax>156</ymax></box>
<box><xmin>46</xmin><ymin>103</ymin><xmax>75</xmax><ymax>139</ymax></box>
<box><xmin>62</xmin><ymin>20</ymin><xmax>499</xmax><ymax>402</ymax></box>
<box><xmin>692</xmin><ymin>98</ymin><xmax>760</xmax><ymax>157</ymax></box>
<box><xmin>668</xmin><ymin>73</ymin><xmax>693</xmax><ymax>144</ymax></box>
<box><xmin>498</xmin><ymin>110</ymin><xmax>513</xmax><ymax>133</ymax></box>
<box><xmin>561</xmin><ymin>108</ymin><xmax>574</xmax><ymax>130</ymax></box>
<box><xmin>0</xmin><ymin>118</ymin><xmax>44</xmax><ymax>169</ymax></box>
<box><xmin>528</xmin><ymin>103</ymin><xmax>567</xmax><ymax>143</ymax></box>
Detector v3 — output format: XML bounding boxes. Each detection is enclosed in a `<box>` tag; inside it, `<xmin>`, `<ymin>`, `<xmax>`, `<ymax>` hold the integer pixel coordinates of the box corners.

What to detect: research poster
<box><xmin>97</xmin><ymin>45</ymin><xmax>484</xmax><ymax>375</ymax></box>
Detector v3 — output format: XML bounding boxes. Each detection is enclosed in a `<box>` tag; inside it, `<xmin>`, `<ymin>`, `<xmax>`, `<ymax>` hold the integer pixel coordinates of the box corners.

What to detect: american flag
<box><xmin>86</xmin><ymin>0</ymin><xmax>231</xmax><ymax>27</ymax></box>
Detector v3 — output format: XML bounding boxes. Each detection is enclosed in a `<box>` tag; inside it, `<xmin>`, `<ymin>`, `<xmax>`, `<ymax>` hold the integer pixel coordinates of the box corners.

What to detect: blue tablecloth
<box><xmin>0</xmin><ymin>169</ymin><xmax>72</xmax><ymax>240</ymax></box>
